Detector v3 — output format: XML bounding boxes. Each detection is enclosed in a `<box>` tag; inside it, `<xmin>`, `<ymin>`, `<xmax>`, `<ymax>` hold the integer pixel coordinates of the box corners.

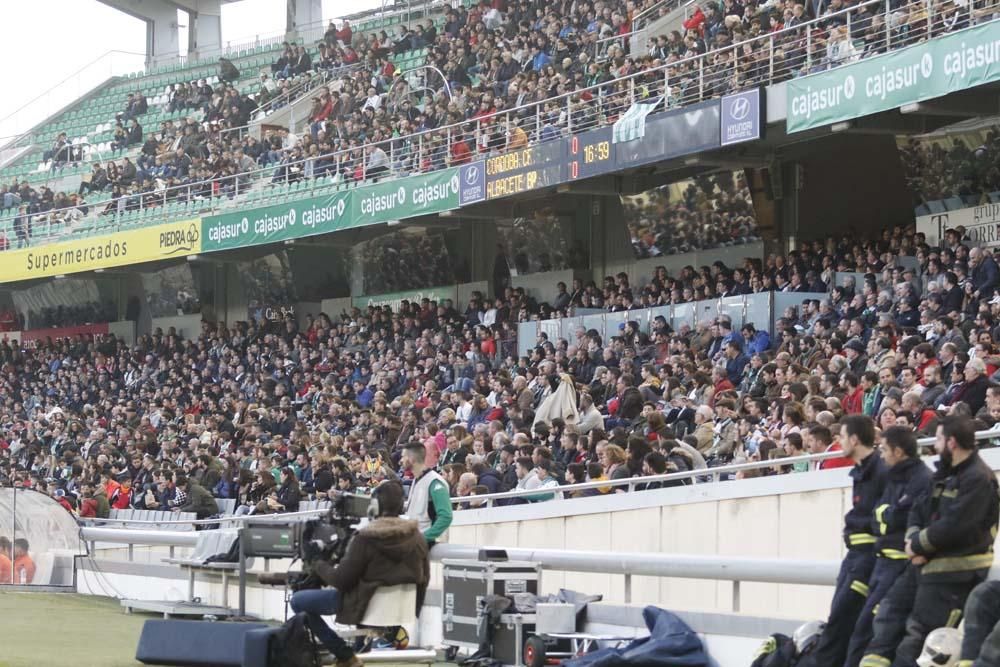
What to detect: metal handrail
<box><xmin>77</xmin><ymin>428</ymin><xmax>1000</xmax><ymax>528</ymax></box>
<box><xmin>77</xmin><ymin>525</ymin><xmax>841</xmax><ymax>588</ymax></box>
<box><xmin>431</xmin><ymin>544</ymin><xmax>841</xmax><ymax>586</ymax></box>
<box><xmin>406</xmin><ymin>65</ymin><xmax>453</xmax><ymax>102</ymax></box>
<box><xmin>454</xmin><ymin>450</ymin><xmax>845</xmax><ymax>508</ymax></box>
<box><xmin>76</xmin><ymin>451</ymin><xmax>848</xmax><ymax>528</ymax></box>
<box><xmin>0</xmin><ymin>51</ymin><xmax>148</xmax><ymax>152</ymax></box>
<box><xmin>82</xmin><ymin>506</ymin><xmax>333</xmax><ymax>528</ymax></box>
<box><xmin>6</xmin><ymin>2</ymin><xmax>991</xmax><ymax>251</ymax></box>
<box><xmin>595</xmin><ymin>0</ymin><xmax>688</xmax><ymax>59</ymax></box>
<box><xmin>632</xmin><ymin>0</ymin><xmax>678</xmax><ymax>31</ymax></box>
<box><xmin>454</xmin><ymin>428</ymin><xmax>999</xmax><ymax>508</ymax></box>
<box><xmin>252</xmin><ymin>63</ymin><xmax>365</xmax><ymax>123</ymax></box>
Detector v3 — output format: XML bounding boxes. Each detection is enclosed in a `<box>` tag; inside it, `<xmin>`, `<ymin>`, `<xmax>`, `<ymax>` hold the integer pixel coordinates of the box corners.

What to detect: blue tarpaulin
<box><xmin>563</xmin><ymin>606</ymin><xmax>709</xmax><ymax>667</ymax></box>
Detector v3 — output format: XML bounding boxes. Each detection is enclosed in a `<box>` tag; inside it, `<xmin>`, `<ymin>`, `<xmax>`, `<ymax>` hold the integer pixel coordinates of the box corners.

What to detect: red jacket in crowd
<box><xmin>818</xmin><ymin>442</ymin><xmax>853</xmax><ymax>470</ymax></box>
<box><xmin>841</xmin><ymin>386</ymin><xmax>864</xmax><ymax>415</ymax></box>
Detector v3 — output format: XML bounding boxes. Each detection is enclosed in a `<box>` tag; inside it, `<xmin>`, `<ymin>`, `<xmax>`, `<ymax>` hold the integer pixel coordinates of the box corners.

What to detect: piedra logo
<box><xmin>159</xmin><ymin>223</ymin><xmax>200</xmax><ymax>255</ymax></box>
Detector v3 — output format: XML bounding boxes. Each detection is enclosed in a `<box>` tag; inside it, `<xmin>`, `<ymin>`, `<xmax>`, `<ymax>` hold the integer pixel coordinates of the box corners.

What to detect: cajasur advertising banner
<box><xmin>0</xmin><ymin>218</ymin><xmax>201</xmax><ymax>283</ymax></box>
<box><xmin>787</xmin><ymin>22</ymin><xmax>1000</xmax><ymax>133</ymax></box>
<box><xmin>352</xmin><ymin>168</ymin><xmax>460</xmax><ymax>226</ymax></box>
<box><xmin>351</xmin><ymin>285</ymin><xmax>459</xmax><ymax>310</ymax></box>
<box><xmin>201</xmin><ymin>190</ymin><xmax>352</xmax><ymax>252</ymax></box>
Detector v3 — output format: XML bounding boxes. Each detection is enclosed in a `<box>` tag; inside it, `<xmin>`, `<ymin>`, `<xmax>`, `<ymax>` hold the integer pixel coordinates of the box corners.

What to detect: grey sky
<box><xmin>0</xmin><ymin>0</ymin><xmax>380</xmax><ymax>141</ymax></box>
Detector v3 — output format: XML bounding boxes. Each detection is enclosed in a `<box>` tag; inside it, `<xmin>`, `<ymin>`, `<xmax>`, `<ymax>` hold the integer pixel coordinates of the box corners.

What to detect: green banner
<box><xmin>202</xmin><ymin>190</ymin><xmax>352</xmax><ymax>251</ymax></box>
<box><xmin>352</xmin><ymin>168</ymin><xmax>461</xmax><ymax>225</ymax></box>
<box><xmin>351</xmin><ymin>285</ymin><xmax>459</xmax><ymax>310</ymax></box>
<box><xmin>787</xmin><ymin>22</ymin><xmax>1000</xmax><ymax>133</ymax></box>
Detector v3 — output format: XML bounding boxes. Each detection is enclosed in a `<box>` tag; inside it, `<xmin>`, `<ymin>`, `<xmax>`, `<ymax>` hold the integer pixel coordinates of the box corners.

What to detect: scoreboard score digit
<box><xmin>569</xmin><ymin>127</ymin><xmax>614</xmax><ymax>180</ymax></box>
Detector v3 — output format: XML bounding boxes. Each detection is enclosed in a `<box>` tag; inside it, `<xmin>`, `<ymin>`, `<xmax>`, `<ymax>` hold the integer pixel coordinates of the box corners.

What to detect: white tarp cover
<box><xmin>0</xmin><ymin>489</ymin><xmax>82</xmax><ymax>584</ymax></box>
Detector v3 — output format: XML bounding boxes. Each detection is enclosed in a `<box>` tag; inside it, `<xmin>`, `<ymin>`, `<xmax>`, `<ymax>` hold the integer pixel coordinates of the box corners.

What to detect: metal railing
<box><xmin>452</xmin><ymin>451</ymin><xmax>847</xmax><ymax>509</ymax></box>
<box><xmin>431</xmin><ymin>544</ymin><xmax>841</xmax><ymax>608</ymax></box>
<box><xmin>0</xmin><ymin>51</ymin><xmax>148</xmax><ymax>152</ymax></box>
<box><xmin>632</xmin><ymin>0</ymin><xmax>680</xmax><ymax>32</ymax></box>
<box><xmin>595</xmin><ymin>0</ymin><xmax>690</xmax><ymax>60</ymax></box>
<box><xmin>5</xmin><ymin>3</ymin><xmax>997</xmax><ymax>252</ymax></box>
<box><xmin>252</xmin><ymin>63</ymin><xmax>366</xmax><ymax>126</ymax></box>
<box><xmin>449</xmin><ymin>428</ymin><xmax>1000</xmax><ymax>509</ymax></box>
<box><xmin>77</xmin><ymin>525</ymin><xmax>842</xmax><ymax>610</ymax></box>
<box><xmin>451</xmin><ymin>430</ymin><xmax>1000</xmax><ymax>509</ymax></box>
<box><xmin>76</xmin><ymin>451</ymin><xmax>849</xmax><ymax>530</ymax></box>
<box><xmin>71</xmin><ymin>438</ymin><xmax>1000</xmax><ymax>612</ymax></box>
<box><xmin>81</xmin><ymin>506</ymin><xmax>333</xmax><ymax>528</ymax></box>
<box><xmin>75</xmin><ymin>429</ymin><xmax>1000</xmax><ymax>528</ymax></box>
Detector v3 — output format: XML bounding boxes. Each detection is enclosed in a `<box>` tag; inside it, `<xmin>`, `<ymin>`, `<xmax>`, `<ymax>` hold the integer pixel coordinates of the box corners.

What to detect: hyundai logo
<box><xmin>464</xmin><ymin>165</ymin><xmax>480</xmax><ymax>185</ymax></box>
<box><xmin>729</xmin><ymin>96</ymin><xmax>751</xmax><ymax>121</ymax></box>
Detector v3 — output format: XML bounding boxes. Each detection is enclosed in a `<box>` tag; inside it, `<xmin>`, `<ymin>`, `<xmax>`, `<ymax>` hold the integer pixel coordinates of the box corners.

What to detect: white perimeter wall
<box><xmin>443</xmin><ymin>448</ymin><xmax>1000</xmax><ymax>620</ymax></box>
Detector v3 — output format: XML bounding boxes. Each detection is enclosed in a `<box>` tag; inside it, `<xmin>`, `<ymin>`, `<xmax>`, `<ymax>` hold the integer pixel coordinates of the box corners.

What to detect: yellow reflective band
<box><xmin>875</xmin><ymin>504</ymin><xmax>889</xmax><ymax>536</ymax></box>
<box><xmin>881</xmin><ymin>548</ymin><xmax>909</xmax><ymax>560</ymax></box>
<box><xmin>918</xmin><ymin>528</ymin><xmax>935</xmax><ymax>553</ymax></box>
<box><xmin>921</xmin><ymin>553</ymin><xmax>995</xmax><ymax>575</ymax></box>
<box><xmin>861</xmin><ymin>655</ymin><xmax>892</xmax><ymax>667</ymax></box>
<box><xmin>946</xmin><ymin>609</ymin><xmax>962</xmax><ymax>628</ymax></box>
<box><xmin>754</xmin><ymin>637</ymin><xmax>777</xmax><ymax>659</ymax></box>
<box><xmin>957</xmin><ymin>661</ymin><xmax>974</xmax><ymax>667</ymax></box>
<box><xmin>850</xmin><ymin>580</ymin><xmax>870</xmax><ymax>597</ymax></box>
<box><xmin>941</xmin><ymin>489</ymin><xmax>958</xmax><ymax>498</ymax></box>
<box><xmin>849</xmin><ymin>533</ymin><xmax>878</xmax><ymax>546</ymax></box>
<box><xmin>872</xmin><ymin>603</ymin><xmax>880</xmax><ymax>616</ymax></box>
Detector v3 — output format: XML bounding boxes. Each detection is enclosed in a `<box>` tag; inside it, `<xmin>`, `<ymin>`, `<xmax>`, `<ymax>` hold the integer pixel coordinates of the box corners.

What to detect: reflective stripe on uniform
<box><xmin>874</xmin><ymin>504</ymin><xmax>889</xmax><ymax>536</ymax></box>
<box><xmin>946</xmin><ymin>609</ymin><xmax>963</xmax><ymax>628</ymax></box>
<box><xmin>880</xmin><ymin>548</ymin><xmax>909</xmax><ymax>560</ymax></box>
<box><xmin>850</xmin><ymin>580</ymin><xmax>870</xmax><ymax>597</ymax></box>
<box><xmin>849</xmin><ymin>533</ymin><xmax>877</xmax><ymax>546</ymax></box>
<box><xmin>753</xmin><ymin>637</ymin><xmax>777</xmax><ymax>659</ymax></box>
<box><xmin>872</xmin><ymin>603</ymin><xmax>879</xmax><ymax>616</ymax></box>
<box><xmin>918</xmin><ymin>528</ymin><xmax>935</xmax><ymax>553</ymax></box>
<box><xmin>861</xmin><ymin>655</ymin><xmax>891</xmax><ymax>667</ymax></box>
<box><xmin>920</xmin><ymin>553</ymin><xmax>995</xmax><ymax>575</ymax></box>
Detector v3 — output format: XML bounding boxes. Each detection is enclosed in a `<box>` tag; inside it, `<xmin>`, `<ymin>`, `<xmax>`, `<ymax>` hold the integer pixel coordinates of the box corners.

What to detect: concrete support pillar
<box><xmin>286</xmin><ymin>0</ymin><xmax>324</xmax><ymax>43</ymax></box>
<box><xmin>189</xmin><ymin>0</ymin><xmax>223</xmax><ymax>59</ymax></box>
<box><xmin>144</xmin><ymin>3</ymin><xmax>182</xmax><ymax>68</ymax></box>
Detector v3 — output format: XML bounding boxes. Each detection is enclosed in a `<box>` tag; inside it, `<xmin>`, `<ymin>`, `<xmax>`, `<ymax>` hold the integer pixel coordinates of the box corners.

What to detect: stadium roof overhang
<box><xmin>97</xmin><ymin>0</ymin><xmax>242</xmax><ymax>24</ymax></box>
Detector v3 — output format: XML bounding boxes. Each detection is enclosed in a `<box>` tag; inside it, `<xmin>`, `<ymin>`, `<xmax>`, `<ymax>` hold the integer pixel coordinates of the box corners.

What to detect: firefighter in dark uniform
<box><xmin>799</xmin><ymin>415</ymin><xmax>887</xmax><ymax>667</ymax></box>
<box><xmin>861</xmin><ymin>416</ymin><xmax>999</xmax><ymax>667</ymax></box>
<box><xmin>844</xmin><ymin>426</ymin><xmax>932</xmax><ymax>667</ymax></box>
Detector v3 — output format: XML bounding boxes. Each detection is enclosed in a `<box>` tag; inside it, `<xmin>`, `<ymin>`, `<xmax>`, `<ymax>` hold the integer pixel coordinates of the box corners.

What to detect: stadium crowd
<box><xmin>0</xmin><ymin>223</ymin><xmax>999</xmax><ymax>661</ymax></box>
<box><xmin>6</xmin><ymin>0</ymin><xmax>996</xmax><ymax>248</ymax></box>
<box><xmin>0</xmin><ymin>223</ymin><xmax>998</xmax><ymax>513</ymax></box>
<box><xmin>624</xmin><ymin>170</ymin><xmax>760</xmax><ymax>257</ymax></box>
<box><xmin>899</xmin><ymin>125</ymin><xmax>1000</xmax><ymax>209</ymax></box>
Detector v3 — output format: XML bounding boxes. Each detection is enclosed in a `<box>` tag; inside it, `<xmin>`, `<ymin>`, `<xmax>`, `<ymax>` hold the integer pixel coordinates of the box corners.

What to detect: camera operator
<box><xmin>291</xmin><ymin>481</ymin><xmax>429</xmax><ymax>667</ymax></box>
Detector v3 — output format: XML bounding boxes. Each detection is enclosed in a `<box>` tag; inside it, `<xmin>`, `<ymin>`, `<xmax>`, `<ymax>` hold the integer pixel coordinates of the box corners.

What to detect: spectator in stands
<box><xmin>43</xmin><ymin>132</ymin><xmax>71</xmax><ymax>166</ymax></box>
<box><xmin>171</xmin><ymin>473</ymin><xmax>219</xmax><ymax>519</ymax></box>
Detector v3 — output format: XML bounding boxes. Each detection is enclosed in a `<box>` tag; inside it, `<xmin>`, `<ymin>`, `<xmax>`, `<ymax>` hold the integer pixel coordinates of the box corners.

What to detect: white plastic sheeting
<box><xmin>0</xmin><ymin>489</ymin><xmax>82</xmax><ymax>585</ymax></box>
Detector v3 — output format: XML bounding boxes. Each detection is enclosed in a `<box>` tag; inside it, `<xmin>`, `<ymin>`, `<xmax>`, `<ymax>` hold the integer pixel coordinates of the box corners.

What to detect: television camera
<box><xmin>251</xmin><ymin>492</ymin><xmax>373</xmax><ymax>591</ymax></box>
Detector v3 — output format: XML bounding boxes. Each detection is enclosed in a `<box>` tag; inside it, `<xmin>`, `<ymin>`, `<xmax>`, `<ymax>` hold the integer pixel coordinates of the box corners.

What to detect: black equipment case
<box><xmin>441</xmin><ymin>559</ymin><xmax>542</xmax><ymax>666</ymax></box>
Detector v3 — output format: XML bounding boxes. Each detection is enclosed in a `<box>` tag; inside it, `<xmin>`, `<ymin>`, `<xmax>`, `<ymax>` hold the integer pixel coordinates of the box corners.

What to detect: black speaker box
<box><xmin>135</xmin><ymin>619</ymin><xmax>270</xmax><ymax>666</ymax></box>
